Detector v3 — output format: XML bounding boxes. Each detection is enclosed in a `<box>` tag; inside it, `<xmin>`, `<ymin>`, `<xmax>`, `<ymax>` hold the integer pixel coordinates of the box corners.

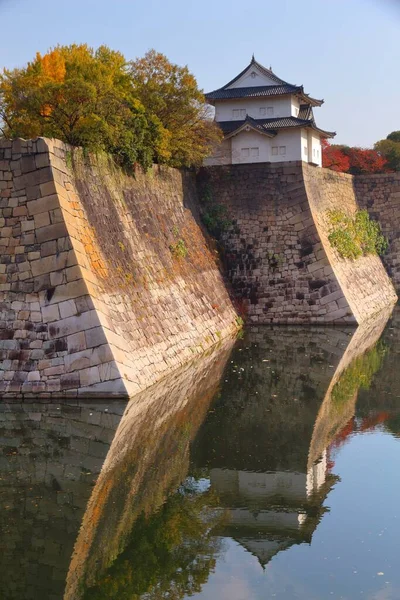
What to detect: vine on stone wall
<box><xmin>327</xmin><ymin>209</ymin><xmax>388</xmax><ymax>260</ymax></box>
<box><xmin>199</xmin><ymin>183</ymin><xmax>232</xmax><ymax>240</ymax></box>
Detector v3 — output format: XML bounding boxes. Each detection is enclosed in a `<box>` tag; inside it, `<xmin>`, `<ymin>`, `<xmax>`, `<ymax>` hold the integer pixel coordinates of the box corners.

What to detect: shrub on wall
<box><xmin>327</xmin><ymin>209</ymin><xmax>388</xmax><ymax>260</ymax></box>
<box><xmin>169</xmin><ymin>239</ymin><xmax>188</xmax><ymax>259</ymax></box>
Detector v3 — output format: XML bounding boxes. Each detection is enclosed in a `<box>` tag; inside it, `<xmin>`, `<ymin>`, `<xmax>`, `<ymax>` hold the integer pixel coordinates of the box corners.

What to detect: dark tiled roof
<box><xmin>205</xmin><ymin>84</ymin><xmax>300</xmax><ymax>101</ymax></box>
<box><xmin>218</xmin><ymin>116</ymin><xmax>276</xmax><ymax>136</ymax></box>
<box><xmin>218</xmin><ymin>115</ymin><xmax>336</xmax><ymax>139</ymax></box>
<box><xmin>205</xmin><ymin>57</ymin><xmax>324</xmax><ymax>107</ymax></box>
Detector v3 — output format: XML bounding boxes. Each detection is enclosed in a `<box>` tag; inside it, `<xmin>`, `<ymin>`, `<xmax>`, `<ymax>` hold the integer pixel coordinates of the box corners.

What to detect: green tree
<box><xmin>387</xmin><ymin>131</ymin><xmax>400</xmax><ymax>143</ymax></box>
<box><xmin>0</xmin><ymin>44</ymin><xmax>170</xmax><ymax>170</ymax></box>
<box><xmin>375</xmin><ymin>133</ymin><xmax>400</xmax><ymax>172</ymax></box>
<box><xmin>129</xmin><ymin>49</ymin><xmax>222</xmax><ymax>167</ymax></box>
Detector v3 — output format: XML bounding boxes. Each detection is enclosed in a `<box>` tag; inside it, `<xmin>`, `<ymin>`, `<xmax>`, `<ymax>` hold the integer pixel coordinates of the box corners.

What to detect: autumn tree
<box><xmin>322</xmin><ymin>139</ymin><xmax>350</xmax><ymax>172</ymax></box>
<box><xmin>129</xmin><ymin>49</ymin><xmax>222</xmax><ymax>168</ymax></box>
<box><xmin>375</xmin><ymin>131</ymin><xmax>400</xmax><ymax>171</ymax></box>
<box><xmin>0</xmin><ymin>44</ymin><xmax>170</xmax><ymax>170</ymax></box>
<box><xmin>322</xmin><ymin>139</ymin><xmax>389</xmax><ymax>174</ymax></box>
<box><xmin>344</xmin><ymin>146</ymin><xmax>388</xmax><ymax>175</ymax></box>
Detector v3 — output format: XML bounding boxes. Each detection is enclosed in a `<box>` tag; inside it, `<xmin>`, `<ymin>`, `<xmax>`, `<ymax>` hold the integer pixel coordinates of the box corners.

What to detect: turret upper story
<box><xmin>205</xmin><ymin>56</ymin><xmax>336</xmax><ymax>153</ymax></box>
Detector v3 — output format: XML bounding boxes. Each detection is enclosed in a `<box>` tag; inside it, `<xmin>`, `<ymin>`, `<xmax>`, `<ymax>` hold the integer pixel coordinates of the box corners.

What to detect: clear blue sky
<box><xmin>0</xmin><ymin>0</ymin><xmax>399</xmax><ymax>147</ymax></box>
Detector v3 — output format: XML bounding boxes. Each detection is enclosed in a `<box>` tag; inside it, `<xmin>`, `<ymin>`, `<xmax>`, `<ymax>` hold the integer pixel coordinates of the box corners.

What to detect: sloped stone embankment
<box><xmin>0</xmin><ymin>138</ymin><xmax>238</xmax><ymax>398</ymax></box>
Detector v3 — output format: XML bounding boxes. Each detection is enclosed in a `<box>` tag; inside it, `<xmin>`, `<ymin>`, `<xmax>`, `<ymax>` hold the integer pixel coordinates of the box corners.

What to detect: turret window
<box><xmin>233</xmin><ymin>109</ymin><xmax>246</xmax><ymax>119</ymax></box>
<box><xmin>260</xmin><ymin>107</ymin><xmax>266</xmax><ymax>116</ymax></box>
<box><xmin>267</xmin><ymin>107</ymin><xmax>274</xmax><ymax>116</ymax></box>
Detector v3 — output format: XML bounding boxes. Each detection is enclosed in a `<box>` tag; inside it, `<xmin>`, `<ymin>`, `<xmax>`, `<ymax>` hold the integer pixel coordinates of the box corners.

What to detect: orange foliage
<box><xmin>37</xmin><ymin>49</ymin><xmax>66</xmax><ymax>82</ymax></box>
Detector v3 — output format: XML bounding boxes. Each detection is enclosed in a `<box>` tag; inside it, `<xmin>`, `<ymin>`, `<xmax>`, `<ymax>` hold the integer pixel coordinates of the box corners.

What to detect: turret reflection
<box><xmin>3</xmin><ymin>307</ymin><xmax>396</xmax><ymax>599</ymax></box>
<box><xmin>76</xmin><ymin>309</ymin><xmax>396</xmax><ymax>599</ymax></box>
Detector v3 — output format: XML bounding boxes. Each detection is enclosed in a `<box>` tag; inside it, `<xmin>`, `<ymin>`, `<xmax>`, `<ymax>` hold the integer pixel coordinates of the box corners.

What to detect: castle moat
<box><xmin>2</xmin><ymin>307</ymin><xmax>400</xmax><ymax>599</ymax></box>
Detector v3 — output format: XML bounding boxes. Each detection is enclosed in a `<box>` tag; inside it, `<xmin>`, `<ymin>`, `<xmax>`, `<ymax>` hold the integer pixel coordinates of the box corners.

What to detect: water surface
<box><xmin>1</xmin><ymin>309</ymin><xmax>400</xmax><ymax>599</ymax></box>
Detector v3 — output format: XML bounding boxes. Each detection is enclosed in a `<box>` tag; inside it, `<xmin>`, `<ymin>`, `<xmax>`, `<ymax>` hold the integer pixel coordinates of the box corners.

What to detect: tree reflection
<box><xmin>83</xmin><ymin>484</ymin><xmax>225</xmax><ymax>600</ymax></box>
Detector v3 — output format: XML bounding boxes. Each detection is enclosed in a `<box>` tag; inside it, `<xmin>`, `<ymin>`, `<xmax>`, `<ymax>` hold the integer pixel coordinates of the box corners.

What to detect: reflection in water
<box><xmin>0</xmin><ymin>400</ymin><xmax>127</xmax><ymax>599</ymax></box>
<box><xmin>2</xmin><ymin>307</ymin><xmax>400</xmax><ymax>599</ymax></box>
<box><xmin>65</xmin><ymin>338</ymin><xmax>235</xmax><ymax>599</ymax></box>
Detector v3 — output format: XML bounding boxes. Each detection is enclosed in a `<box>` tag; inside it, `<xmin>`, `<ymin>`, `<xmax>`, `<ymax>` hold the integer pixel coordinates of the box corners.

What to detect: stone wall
<box><xmin>199</xmin><ymin>162</ymin><xmax>396</xmax><ymax>324</ymax></box>
<box><xmin>0</xmin><ymin>138</ymin><xmax>238</xmax><ymax>398</ymax></box>
<box><xmin>354</xmin><ymin>172</ymin><xmax>400</xmax><ymax>289</ymax></box>
<box><xmin>303</xmin><ymin>166</ymin><xmax>397</xmax><ymax>323</ymax></box>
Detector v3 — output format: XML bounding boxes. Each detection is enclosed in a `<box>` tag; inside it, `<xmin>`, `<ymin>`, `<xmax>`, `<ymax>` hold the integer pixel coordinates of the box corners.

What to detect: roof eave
<box><xmin>296</xmin><ymin>87</ymin><xmax>324</xmax><ymax>107</ymax></box>
<box><xmin>205</xmin><ymin>87</ymin><xmax>302</xmax><ymax>102</ymax></box>
<box><xmin>319</xmin><ymin>130</ymin><xmax>336</xmax><ymax>139</ymax></box>
<box><xmin>310</xmin><ymin>123</ymin><xmax>336</xmax><ymax>138</ymax></box>
<box><xmin>303</xmin><ymin>95</ymin><xmax>324</xmax><ymax>107</ymax></box>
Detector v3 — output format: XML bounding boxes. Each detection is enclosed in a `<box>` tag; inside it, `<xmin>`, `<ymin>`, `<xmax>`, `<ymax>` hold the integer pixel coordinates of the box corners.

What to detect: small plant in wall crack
<box><xmin>235</xmin><ymin>316</ymin><xmax>244</xmax><ymax>329</ymax></box>
<box><xmin>169</xmin><ymin>238</ymin><xmax>188</xmax><ymax>259</ymax></box>
<box><xmin>327</xmin><ymin>209</ymin><xmax>388</xmax><ymax>260</ymax></box>
<box><xmin>266</xmin><ymin>251</ymin><xmax>283</xmax><ymax>271</ymax></box>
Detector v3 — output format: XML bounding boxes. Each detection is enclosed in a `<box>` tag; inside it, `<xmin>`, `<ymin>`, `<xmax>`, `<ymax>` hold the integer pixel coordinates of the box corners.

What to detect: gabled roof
<box><xmin>223</xmin><ymin>55</ymin><xmax>289</xmax><ymax>88</ymax></box>
<box><xmin>220</xmin><ymin>115</ymin><xmax>277</xmax><ymax>138</ymax></box>
<box><xmin>219</xmin><ymin>115</ymin><xmax>336</xmax><ymax>139</ymax></box>
<box><xmin>205</xmin><ymin>56</ymin><xmax>324</xmax><ymax>107</ymax></box>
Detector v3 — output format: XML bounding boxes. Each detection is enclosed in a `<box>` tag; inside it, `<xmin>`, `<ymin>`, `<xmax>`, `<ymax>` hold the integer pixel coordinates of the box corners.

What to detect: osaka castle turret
<box><xmin>204</xmin><ymin>56</ymin><xmax>335</xmax><ymax>166</ymax></box>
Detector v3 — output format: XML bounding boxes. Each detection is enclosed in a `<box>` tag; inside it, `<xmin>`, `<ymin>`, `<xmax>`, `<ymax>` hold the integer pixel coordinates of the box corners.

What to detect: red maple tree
<box><xmin>322</xmin><ymin>140</ymin><xmax>390</xmax><ymax>174</ymax></box>
<box><xmin>322</xmin><ymin>139</ymin><xmax>350</xmax><ymax>172</ymax></box>
<box><xmin>345</xmin><ymin>147</ymin><xmax>389</xmax><ymax>174</ymax></box>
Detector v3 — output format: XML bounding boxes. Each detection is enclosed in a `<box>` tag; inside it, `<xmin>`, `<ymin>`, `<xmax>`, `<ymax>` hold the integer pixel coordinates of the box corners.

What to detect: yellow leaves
<box><xmin>1</xmin><ymin>43</ymin><xmax>216</xmax><ymax>170</ymax></box>
<box><xmin>156</xmin><ymin>125</ymin><xmax>172</xmax><ymax>163</ymax></box>
<box><xmin>36</xmin><ymin>49</ymin><xmax>66</xmax><ymax>83</ymax></box>
<box><xmin>41</xmin><ymin>50</ymin><xmax>66</xmax><ymax>82</ymax></box>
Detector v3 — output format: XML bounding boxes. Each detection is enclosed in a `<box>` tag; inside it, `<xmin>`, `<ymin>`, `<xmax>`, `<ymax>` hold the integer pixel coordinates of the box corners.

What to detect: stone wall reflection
<box><xmin>64</xmin><ymin>338</ymin><xmax>235</xmax><ymax>599</ymax></box>
<box><xmin>0</xmin><ymin>400</ymin><xmax>126</xmax><ymax>600</ymax></box>
<box><xmin>2</xmin><ymin>306</ymin><xmax>396</xmax><ymax>599</ymax></box>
